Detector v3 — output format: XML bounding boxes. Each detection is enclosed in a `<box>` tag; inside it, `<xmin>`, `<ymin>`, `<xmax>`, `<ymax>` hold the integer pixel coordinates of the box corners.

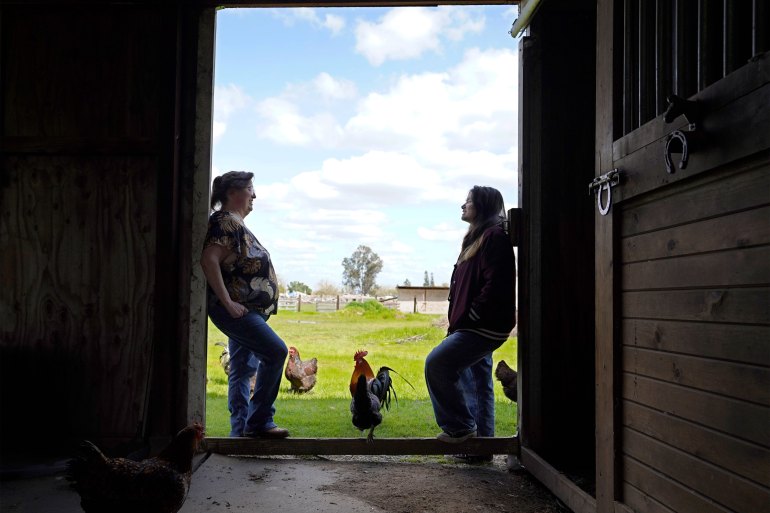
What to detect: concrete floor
<box><xmin>0</xmin><ymin>454</ymin><xmax>380</xmax><ymax>513</ymax></box>
<box><xmin>1</xmin><ymin>453</ymin><xmax>560</xmax><ymax>513</ymax></box>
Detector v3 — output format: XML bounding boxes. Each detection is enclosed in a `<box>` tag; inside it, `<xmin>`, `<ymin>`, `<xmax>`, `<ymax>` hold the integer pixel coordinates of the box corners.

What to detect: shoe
<box><xmin>450</xmin><ymin>454</ymin><xmax>493</xmax><ymax>464</ymax></box>
<box><xmin>244</xmin><ymin>427</ymin><xmax>290</xmax><ymax>439</ymax></box>
<box><xmin>437</xmin><ymin>430</ymin><xmax>477</xmax><ymax>443</ymax></box>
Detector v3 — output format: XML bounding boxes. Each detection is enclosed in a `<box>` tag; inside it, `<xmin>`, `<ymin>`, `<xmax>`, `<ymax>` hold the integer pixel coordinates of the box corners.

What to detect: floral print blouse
<box><xmin>203</xmin><ymin>210</ymin><xmax>279</xmax><ymax>315</ymax></box>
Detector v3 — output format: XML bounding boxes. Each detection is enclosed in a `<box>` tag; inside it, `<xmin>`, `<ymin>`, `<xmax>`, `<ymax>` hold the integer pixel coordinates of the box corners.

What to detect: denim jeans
<box><xmin>208</xmin><ymin>302</ymin><xmax>288</xmax><ymax>435</ymax></box>
<box><xmin>460</xmin><ymin>354</ymin><xmax>495</xmax><ymax>437</ymax></box>
<box><xmin>227</xmin><ymin>338</ymin><xmax>259</xmax><ymax>437</ymax></box>
<box><xmin>425</xmin><ymin>331</ymin><xmax>504</xmax><ymax>436</ymax></box>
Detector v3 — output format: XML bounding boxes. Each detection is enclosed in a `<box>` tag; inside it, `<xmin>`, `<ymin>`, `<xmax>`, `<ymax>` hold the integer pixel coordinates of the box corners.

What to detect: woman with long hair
<box><xmin>425</xmin><ymin>186</ymin><xmax>516</xmax><ymax>457</ymax></box>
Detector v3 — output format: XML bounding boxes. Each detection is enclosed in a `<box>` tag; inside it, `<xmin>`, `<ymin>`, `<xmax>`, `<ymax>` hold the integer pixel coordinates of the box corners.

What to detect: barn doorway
<box><xmin>199</xmin><ymin>3</ymin><xmax>518</xmax><ymax>454</ymax></box>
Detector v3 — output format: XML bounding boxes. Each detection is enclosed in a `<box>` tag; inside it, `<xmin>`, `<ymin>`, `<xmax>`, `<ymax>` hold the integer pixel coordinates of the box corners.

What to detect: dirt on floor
<box><xmin>293</xmin><ymin>455</ymin><xmax>567</xmax><ymax>513</ymax></box>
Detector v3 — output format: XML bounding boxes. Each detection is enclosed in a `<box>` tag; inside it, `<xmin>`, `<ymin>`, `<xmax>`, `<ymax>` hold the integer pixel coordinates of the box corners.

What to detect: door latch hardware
<box><xmin>588</xmin><ymin>169</ymin><xmax>621</xmax><ymax>216</ymax></box>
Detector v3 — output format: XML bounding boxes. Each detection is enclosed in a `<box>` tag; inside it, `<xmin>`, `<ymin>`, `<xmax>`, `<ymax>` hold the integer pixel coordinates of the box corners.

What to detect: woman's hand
<box><xmin>225</xmin><ymin>300</ymin><xmax>249</xmax><ymax>319</ymax></box>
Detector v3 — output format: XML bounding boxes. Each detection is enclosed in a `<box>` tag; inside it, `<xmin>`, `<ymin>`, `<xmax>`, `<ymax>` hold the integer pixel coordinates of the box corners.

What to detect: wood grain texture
<box><xmin>622</xmin><ymin>400</ymin><xmax>770</xmax><ymax>485</ymax></box>
<box><xmin>623</xmin><ymin>427</ymin><xmax>770</xmax><ymax>513</ymax></box>
<box><xmin>0</xmin><ymin>155</ymin><xmax>157</xmax><ymax>440</ymax></box>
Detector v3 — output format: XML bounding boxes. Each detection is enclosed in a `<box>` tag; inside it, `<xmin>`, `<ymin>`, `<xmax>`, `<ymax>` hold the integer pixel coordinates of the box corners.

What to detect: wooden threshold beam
<box><xmin>520</xmin><ymin>447</ymin><xmax>596</xmax><ymax>513</ymax></box>
<box><xmin>205</xmin><ymin>436</ymin><xmax>519</xmax><ymax>456</ymax></box>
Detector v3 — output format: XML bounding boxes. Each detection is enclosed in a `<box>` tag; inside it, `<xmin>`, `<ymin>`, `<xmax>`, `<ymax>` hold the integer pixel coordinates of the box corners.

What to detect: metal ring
<box><xmin>597</xmin><ymin>182</ymin><xmax>611</xmax><ymax>216</ymax></box>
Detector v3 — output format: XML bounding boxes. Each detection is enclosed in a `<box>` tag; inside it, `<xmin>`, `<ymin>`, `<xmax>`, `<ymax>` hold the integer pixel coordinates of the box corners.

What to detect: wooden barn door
<box><xmin>595</xmin><ymin>1</ymin><xmax>770</xmax><ymax>512</ymax></box>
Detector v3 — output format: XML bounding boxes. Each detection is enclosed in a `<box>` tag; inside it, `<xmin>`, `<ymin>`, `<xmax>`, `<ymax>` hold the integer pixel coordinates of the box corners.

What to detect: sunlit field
<box><xmin>205</xmin><ymin>302</ymin><xmax>518</xmax><ymax>439</ymax></box>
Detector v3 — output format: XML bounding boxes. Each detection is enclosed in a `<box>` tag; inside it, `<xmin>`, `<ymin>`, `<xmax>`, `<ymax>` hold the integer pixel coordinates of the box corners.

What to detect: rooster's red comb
<box><xmin>353</xmin><ymin>349</ymin><xmax>368</xmax><ymax>361</ymax></box>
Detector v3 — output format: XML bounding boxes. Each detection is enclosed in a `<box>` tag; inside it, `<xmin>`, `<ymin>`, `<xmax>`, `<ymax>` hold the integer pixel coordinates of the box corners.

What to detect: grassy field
<box><xmin>205</xmin><ymin>302</ymin><xmax>518</xmax><ymax>438</ymax></box>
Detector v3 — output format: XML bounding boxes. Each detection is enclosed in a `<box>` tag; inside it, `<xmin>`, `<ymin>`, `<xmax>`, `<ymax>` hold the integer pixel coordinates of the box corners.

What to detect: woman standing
<box><xmin>200</xmin><ymin>171</ymin><xmax>289</xmax><ymax>438</ymax></box>
<box><xmin>425</xmin><ymin>186</ymin><xmax>516</xmax><ymax>449</ymax></box>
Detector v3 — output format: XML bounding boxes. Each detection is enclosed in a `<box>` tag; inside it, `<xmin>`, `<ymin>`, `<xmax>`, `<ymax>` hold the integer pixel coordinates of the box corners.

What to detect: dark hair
<box><xmin>210</xmin><ymin>171</ymin><xmax>254</xmax><ymax>210</ymax></box>
<box><xmin>458</xmin><ymin>186</ymin><xmax>505</xmax><ymax>262</ymax></box>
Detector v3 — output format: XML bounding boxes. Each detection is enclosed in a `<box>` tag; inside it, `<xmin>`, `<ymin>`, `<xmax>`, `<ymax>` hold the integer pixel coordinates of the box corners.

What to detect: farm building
<box><xmin>396</xmin><ymin>286</ymin><xmax>450</xmax><ymax>314</ymax></box>
<box><xmin>1</xmin><ymin>1</ymin><xmax>768</xmax><ymax>513</ymax></box>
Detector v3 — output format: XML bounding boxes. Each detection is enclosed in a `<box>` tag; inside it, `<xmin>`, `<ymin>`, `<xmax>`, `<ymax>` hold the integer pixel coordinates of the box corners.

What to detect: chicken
<box><xmin>215</xmin><ymin>341</ymin><xmax>231</xmax><ymax>375</ymax></box>
<box><xmin>495</xmin><ymin>360</ymin><xmax>518</xmax><ymax>402</ymax></box>
<box><xmin>67</xmin><ymin>423</ymin><xmax>205</xmax><ymax>513</ymax></box>
<box><xmin>284</xmin><ymin>346</ymin><xmax>318</xmax><ymax>393</ymax></box>
<box><xmin>349</xmin><ymin>350</ymin><xmax>412</xmax><ymax>442</ymax></box>
<box><xmin>215</xmin><ymin>341</ymin><xmax>256</xmax><ymax>397</ymax></box>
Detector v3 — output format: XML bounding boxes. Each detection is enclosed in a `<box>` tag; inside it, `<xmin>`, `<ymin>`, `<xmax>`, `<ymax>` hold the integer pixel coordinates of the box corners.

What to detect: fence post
<box><xmin>413</xmin><ymin>297</ymin><xmax>417</xmax><ymax>314</ymax></box>
<box><xmin>336</xmin><ymin>295</ymin><xmax>340</xmax><ymax>311</ymax></box>
<box><xmin>298</xmin><ymin>295</ymin><xmax>302</xmax><ymax>312</ymax></box>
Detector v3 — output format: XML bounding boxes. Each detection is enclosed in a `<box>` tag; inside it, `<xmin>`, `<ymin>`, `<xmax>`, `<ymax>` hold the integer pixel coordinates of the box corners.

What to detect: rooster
<box><xmin>495</xmin><ymin>360</ymin><xmax>518</xmax><ymax>402</ymax></box>
<box><xmin>67</xmin><ymin>423</ymin><xmax>205</xmax><ymax>513</ymax></box>
<box><xmin>349</xmin><ymin>350</ymin><xmax>412</xmax><ymax>442</ymax></box>
<box><xmin>284</xmin><ymin>346</ymin><xmax>318</xmax><ymax>393</ymax></box>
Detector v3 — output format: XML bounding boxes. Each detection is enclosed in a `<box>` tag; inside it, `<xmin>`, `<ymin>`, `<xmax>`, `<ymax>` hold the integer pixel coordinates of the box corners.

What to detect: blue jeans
<box><xmin>425</xmin><ymin>331</ymin><xmax>504</xmax><ymax>436</ymax></box>
<box><xmin>208</xmin><ymin>302</ymin><xmax>288</xmax><ymax>435</ymax></box>
<box><xmin>461</xmin><ymin>354</ymin><xmax>495</xmax><ymax>437</ymax></box>
<box><xmin>227</xmin><ymin>338</ymin><xmax>259</xmax><ymax>437</ymax></box>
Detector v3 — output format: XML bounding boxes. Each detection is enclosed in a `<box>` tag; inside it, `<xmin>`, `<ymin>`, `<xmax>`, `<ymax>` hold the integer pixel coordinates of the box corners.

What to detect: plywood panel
<box><xmin>623</xmin><ymin>347</ymin><xmax>770</xmax><ymax>405</ymax></box>
<box><xmin>0</xmin><ymin>155</ymin><xmax>157</xmax><ymax>439</ymax></box>
<box><xmin>2</xmin><ymin>6</ymin><xmax>165</xmax><ymax>139</ymax></box>
<box><xmin>622</xmin><ymin>319</ymin><xmax>770</xmax><ymax>366</ymax></box>
<box><xmin>622</xmin><ymin>373</ymin><xmax>770</xmax><ymax>447</ymax></box>
<box><xmin>623</xmin><ymin>428</ymin><xmax>770</xmax><ymax>513</ymax></box>
<box><xmin>622</xmin><ymin>400</ymin><xmax>770</xmax><ymax>485</ymax></box>
<box><xmin>622</xmin><ymin>206</ymin><xmax>770</xmax><ymax>263</ymax></box>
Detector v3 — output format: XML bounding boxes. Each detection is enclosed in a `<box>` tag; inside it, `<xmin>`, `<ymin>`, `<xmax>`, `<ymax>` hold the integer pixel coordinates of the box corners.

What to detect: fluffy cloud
<box><xmin>274</xmin><ymin>8</ymin><xmax>346</xmax><ymax>35</ymax></box>
<box><xmin>355</xmin><ymin>7</ymin><xmax>485</xmax><ymax>66</ymax></box>
<box><xmin>418</xmin><ymin>223</ymin><xmax>466</xmax><ymax>241</ymax></box>
<box><xmin>213</xmin><ymin>84</ymin><xmax>252</xmax><ymax>141</ymax></box>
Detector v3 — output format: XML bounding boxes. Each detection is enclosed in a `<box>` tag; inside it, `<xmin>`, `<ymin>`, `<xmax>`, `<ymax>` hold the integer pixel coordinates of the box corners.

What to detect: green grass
<box><xmin>205</xmin><ymin>302</ymin><xmax>518</xmax><ymax>438</ymax></box>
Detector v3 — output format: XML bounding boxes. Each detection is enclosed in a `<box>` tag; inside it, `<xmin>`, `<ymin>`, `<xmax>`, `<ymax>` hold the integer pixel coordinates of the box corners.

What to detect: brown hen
<box><xmin>67</xmin><ymin>423</ymin><xmax>205</xmax><ymax>513</ymax></box>
<box><xmin>284</xmin><ymin>346</ymin><xmax>318</xmax><ymax>393</ymax></box>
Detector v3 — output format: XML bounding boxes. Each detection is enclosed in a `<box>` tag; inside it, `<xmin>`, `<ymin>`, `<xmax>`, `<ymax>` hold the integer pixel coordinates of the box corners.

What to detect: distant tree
<box><xmin>430</xmin><ymin>273</ymin><xmax>435</xmax><ymax>286</ymax></box>
<box><xmin>315</xmin><ymin>279</ymin><xmax>340</xmax><ymax>297</ymax></box>
<box><xmin>341</xmin><ymin>245</ymin><xmax>383</xmax><ymax>295</ymax></box>
<box><xmin>402</xmin><ymin>278</ymin><xmax>411</xmax><ymax>286</ymax></box>
<box><xmin>288</xmin><ymin>281</ymin><xmax>312</xmax><ymax>295</ymax></box>
<box><xmin>423</xmin><ymin>271</ymin><xmax>430</xmax><ymax>286</ymax></box>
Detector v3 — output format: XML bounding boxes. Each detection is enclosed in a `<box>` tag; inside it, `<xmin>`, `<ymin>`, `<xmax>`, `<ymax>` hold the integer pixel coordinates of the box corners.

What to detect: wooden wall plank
<box><xmin>622</xmin><ymin>288</ymin><xmax>770</xmax><ymax>324</ymax></box>
<box><xmin>620</xmin><ymin>155</ymin><xmax>769</xmax><ymax>237</ymax></box>
<box><xmin>622</xmin><ymin>205</ymin><xmax>770</xmax><ymax>263</ymax></box>
<box><xmin>622</xmin><ymin>319</ymin><xmax>770</xmax><ymax>366</ymax></box>
<box><xmin>205</xmin><ymin>436</ymin><xmax>519</xmax><ymax>456</ymax></box>
<box><xmin>622</xmin><ymin>400</ymin><xmax>770</xmax><ymax>485</ymax></box>
<box><xmin>623</xmin><ymin>346</ymin><xmax>770</xmax><ymax>404</ymax></box>
<box><xmin>623</xmin><ymin>428</ymin><xmax>770</xmax><ymax>513</ymax></box>
<box><xmin>623</xmin><ymin>457</ymin><xmax>731</xmax><ymax>513</ymax></box>
<box><xmin>520</xmin><ymin>447</ymin><xmax>596</xmax><ymax>513</ymax></box>
<box><xmin>622</xmin><ymin>245</ymin><xmax>770</xmax><ymax>290</ymax></box>
<box><xmin>623</xmin><ymin>373</ymin><xmax>770</xmax><ymax>447</ymax></box>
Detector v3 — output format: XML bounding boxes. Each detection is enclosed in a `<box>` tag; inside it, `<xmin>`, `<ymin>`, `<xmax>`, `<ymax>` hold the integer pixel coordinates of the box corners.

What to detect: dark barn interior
<box><xmin>1</xmin><ymin>1</ymin><xmax>768</xmax><ymax>513</ymax></box>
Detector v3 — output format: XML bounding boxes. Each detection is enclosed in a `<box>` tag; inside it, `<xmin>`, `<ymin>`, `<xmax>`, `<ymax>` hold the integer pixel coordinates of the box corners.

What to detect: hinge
<box><xmin>506</xmin><ymin>208</ymin><xmax>523</xmax><ymax>247</ymax></box>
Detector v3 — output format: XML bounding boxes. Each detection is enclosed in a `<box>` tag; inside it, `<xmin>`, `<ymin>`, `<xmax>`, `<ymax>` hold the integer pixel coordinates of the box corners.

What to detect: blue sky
<box><xmin>212</xmin><ymin>5</ymin><xmax>519</xmax><ymax>291</ymax></box>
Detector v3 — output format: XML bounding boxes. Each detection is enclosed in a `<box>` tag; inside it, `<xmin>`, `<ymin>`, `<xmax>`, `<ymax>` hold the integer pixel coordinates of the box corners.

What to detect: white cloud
<box><xmin>418</xmin><ymin>222</ymin><xmax>466</xmax><ymax>241</ymax></box>
<box><xmin>354</xmin><ymin>7</ymin><xmax>485</xmax><ymax>66</ymax></box>
<box><xmin>274</xmin><ymin>8</ymin><xmax>346</xmax><ymax>35</ymax></box>
<box><xmin>213</xmin><ymin>84</ymin><xmax>252</xmax><ymax>141</ymax></box>
<box><xmin>312</xmin><ymin>72</ymin><xmax>357</xmax><ymax>101</ymax></box>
